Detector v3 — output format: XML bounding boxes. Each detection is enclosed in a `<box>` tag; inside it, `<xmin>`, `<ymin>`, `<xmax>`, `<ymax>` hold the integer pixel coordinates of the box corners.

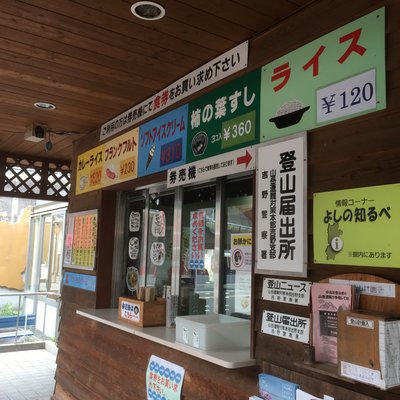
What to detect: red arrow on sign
<box><xmin>237</xmin><ymin>150</ymin><xmax>252</xmax><ymax>168</ymax></box>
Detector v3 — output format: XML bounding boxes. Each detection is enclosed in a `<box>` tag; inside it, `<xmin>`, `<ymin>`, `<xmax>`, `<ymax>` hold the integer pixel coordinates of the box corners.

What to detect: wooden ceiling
<box><xmin>0</xmin><ymin>0</ymin><xmax>314</xmax><ymax>162</ymax></box>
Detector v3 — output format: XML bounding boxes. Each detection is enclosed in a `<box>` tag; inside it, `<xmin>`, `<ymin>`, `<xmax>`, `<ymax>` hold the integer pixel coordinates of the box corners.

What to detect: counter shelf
<box><xmin>77</xmin><ymin>308</ymin><xmax>256</xmax><ymax>369</ymax></box>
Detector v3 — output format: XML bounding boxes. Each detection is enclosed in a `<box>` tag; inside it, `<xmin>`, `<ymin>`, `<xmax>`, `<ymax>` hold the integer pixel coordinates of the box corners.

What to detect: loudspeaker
<box><xmin>24</xmin><ymin>123</ymin><xmax>47</xmax><ymax>142</ymax></box>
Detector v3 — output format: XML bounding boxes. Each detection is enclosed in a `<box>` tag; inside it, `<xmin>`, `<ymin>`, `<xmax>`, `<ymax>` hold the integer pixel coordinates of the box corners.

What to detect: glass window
<box><xmin>179</xmin><ymin>185</ymin><xmax>216</xmax><ymax>316</ymax></box>
<box><xmin>221</xmin><ymin>178</ymin><xmax>253</xmax><ymax>318</ymax></box>
<box><xmin>146</xmin><ymin>193</ymin><xmax>175</xmax><ymax>298</ymax></box>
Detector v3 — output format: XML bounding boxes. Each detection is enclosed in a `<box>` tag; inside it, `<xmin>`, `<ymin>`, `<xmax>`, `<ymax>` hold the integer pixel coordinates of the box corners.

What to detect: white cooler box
<box><xmin>175</xmin><ymin>314</ymin><xmax>250</xmax><ymax>350</ymax></box>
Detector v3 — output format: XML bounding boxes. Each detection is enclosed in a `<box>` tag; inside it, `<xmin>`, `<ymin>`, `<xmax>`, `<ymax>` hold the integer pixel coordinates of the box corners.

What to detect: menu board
<box><xmin>63</xmin><ymin>209</ymin><xmax>98</xmax><ymax>271</ymax></box>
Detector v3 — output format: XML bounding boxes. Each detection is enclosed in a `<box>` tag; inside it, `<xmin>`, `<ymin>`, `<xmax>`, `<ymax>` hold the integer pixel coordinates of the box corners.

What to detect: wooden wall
<box><xmin>54</xmin><ymin>0</ymin><xmax>400</xmax><ymax>399</ymax></box>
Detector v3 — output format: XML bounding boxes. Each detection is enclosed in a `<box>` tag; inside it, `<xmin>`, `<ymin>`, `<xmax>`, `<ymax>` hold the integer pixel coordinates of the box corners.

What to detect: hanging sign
<box><xmin>63</xmin><ymin>210</ymin><xmax>98</xmax><ymax>271</ymax></box>
<box><xmin>261</xmin><ymin>310</ymin><xmax>310</xmax><ymax>344</ymax></box>
<box><xmin>189</xmin><ymin>210</ymin><xmax>206</xmax><ymax>270</ymax></box>
<box><xmin>102</xmin><ymin>128</ymin><xmax>139</xmax><ymax>187</ymax></box>
<box><xmin>146</xmin><ymin>355</ymin><xmax>185</xmax><ymax>400</ymax></box>
<box><xmin>138</xmin><ymin>104</ymin><xmax>188</xmax><ymax>177</ymax></box>
<box><xmin>101</xmin><ymin>41</ymin><xmax>248</xmax><ymax>141</ymax></box>
<box><xmin>260</xmin><ymin>7</ymin><xmax>385</xmax><ymax>142</ymax></box>
<box><xmin>256</xmin><ymin>134</ymin><xmax>307</xmax><ymax>276</ymax></box>
<box><xmin>167</xmin><ymin>146</ymin><xmax>254</xmax><ymax>188</ymax></box>
<box><xmin>186</xmin><ymin>69</ymin><xmax>260</xmax><ymax>162</ymax></box>
<box><xmin>313</xmin><ymin>183</ymin><xmax>400</xmax><ymax>267</ymax></box>
<box><xmin>76</xmin><ymin>146</ymin><xmax>104</xmax><ymax>195</ymax></box>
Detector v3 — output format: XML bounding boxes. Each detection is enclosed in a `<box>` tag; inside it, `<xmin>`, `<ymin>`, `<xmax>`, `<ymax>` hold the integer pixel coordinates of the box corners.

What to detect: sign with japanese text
<box><xmin>101</xmin><ymin>41</ymin><xmax>248</xmax><ymax>141</ymax></box>
<box><xmin>230</xmin><ymin>233</ymin><xmax>252</xmax><ymax>272</ymax></box>
<box><xmin>262</xmin><ymin>278</ymin><xmax>311</xmax><ymax>306</ymax></box>
<box><xmin>138</xmin><ymin>105</ymin><xmax>188</xmax><ymax>177</ymax></box>
<box><xmin>146</xmin><ymin>355</ymin><xmax>185</xmax><ymax>400</ymax></box>
<box><xmin>256</xmin><ymin>134</ymin><xmax>307</xmax><ymax>276</ymax></box>
<box><xmin>260</xmin><ymin>7</ymin><xmax>385</xmax><ymax>142</ymax></box>
<box><xmin>102</xmin><ymin>128</ymin><xmax>139</xmax><ymax>187</ymax></box>
<box><xmin>189</xmin><ymin>210</ymin><xmax>206</xmax><ymax>270</ymax></box>
<box><xmin>76</xmin><ymin>145</ymin><xmax>104</xmax><ymax>195</ymax></box>
<box><xmin>63</xmin><ymin>210</ymin><xmax>98</xmax><ymax>271</ymax></box>
<box><xmin>63</xmin><ymin>272</ymin><xmax>96</xmax><ymax>292</ymax></box>
<box><xmin>261</xmin><ymin>310</ymin><xmax>310</xmax><ymax>344</ymax></box>
<box><xmin>187</xmin><ymin>69</ymin><xmax>260</xmax><ymax>162</ymax></box>
<box><xmin>313</xmin><ymin>183</ymin><xmax>400</xmax><ymax>267</ymax></box>
<box><xmin>120</xmin><ymin>299</ymin><xmax>141</xmax><ymax>323</ymax></box>
<box><xmin>167</xmin><ymin>147</ymin><xmax>254</xmax><ymax>188</ymax></box>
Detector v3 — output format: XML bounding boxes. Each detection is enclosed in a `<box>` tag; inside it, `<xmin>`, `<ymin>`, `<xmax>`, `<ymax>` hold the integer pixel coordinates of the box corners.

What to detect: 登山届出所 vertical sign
<box><xmin>138</xmin><ymin>104</ymin><xmax>188</xmax><ymax>177</ymax></box>
<box><xmin>186</xmin><ymin>69</ymin><xmax>260</xmax><ymax>162</ymax></box>
<box><xmin>256</xmin><ymin>134</ymin><xmax>307</xmax><ymax>276</ymax></box>
<box><xmin>102</xmin><ymin>128</ymin><xmax>139</xmax><ymax>187</ymax></box>
<box><xmin>76</xmin><ymin>145</ymin><xmax>104</xmax><ymax>195</ymax></box>
<box><xmin>313</xmin><ymin>184</ymin><xmax>400</xmax><ymax>268</ymax></box>
<box><xmin>260</xmin><ymin>7</ymin><xmax>385</xmax><ymax>142</ymax></box>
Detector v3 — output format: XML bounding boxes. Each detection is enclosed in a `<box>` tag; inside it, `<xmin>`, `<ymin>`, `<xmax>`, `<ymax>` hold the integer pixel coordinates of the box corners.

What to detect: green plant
<box><xmin>0</xmin><ymin>303</ymin><xmax>18</xmax><ymax>316</ymax></box>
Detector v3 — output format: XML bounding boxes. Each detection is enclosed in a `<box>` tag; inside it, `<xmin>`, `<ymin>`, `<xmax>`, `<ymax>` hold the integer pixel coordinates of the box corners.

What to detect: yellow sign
<box><xmin>314</xmin><ymin>184</ymin><xmax>400</xmax><ymax>267</ymax></box>
<box><xmin>102</xmin><ymin>128</ymin><xmax>139</xmax><ymax>188</ymax></box>
<box><xmin>76</xmin><ymin>146</ymin><xmax>104</xmax><ymax>195</ymax></box>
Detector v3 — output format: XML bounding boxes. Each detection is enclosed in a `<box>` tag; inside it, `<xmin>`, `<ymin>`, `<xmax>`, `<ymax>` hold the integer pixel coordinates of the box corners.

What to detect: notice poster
<box><xmin>230</xmin><ymin>233</ymin><xmax>252</xmax><ymax>271</ymax></box>
<box><xmin>256</xmin><ymin>134</ymin><xmax>307</xmax><ymax>276</ymax></box>
<box><xmin>314</xmin><ymin>183</ymin><xmax>400</xmax><ymax>267</ymax></box>
<box><xmin>63</xmin><ymin>210</ymin><xmax>98</xmax><ymax>271</ymax></box>
<box><xmin>189</xmin><ymin>210</ymin><xmax>206</xmax><ymax>270</ymax></box>
<box><xmin>146</xmin><ymin>355</ymin><xmax>185</xmax><ymax>400</ymax></box>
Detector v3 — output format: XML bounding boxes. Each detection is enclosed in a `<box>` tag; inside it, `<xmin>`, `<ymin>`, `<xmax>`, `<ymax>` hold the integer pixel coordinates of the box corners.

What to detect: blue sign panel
<box><xmin>138</xmin><ymin>104</ymin><xmax>188</xmax><ymax>177</ymax></box>
<box><xmin>63</xmin><ymin>271</ymin><xmax>96</xmax><ymax>292</ymax></box>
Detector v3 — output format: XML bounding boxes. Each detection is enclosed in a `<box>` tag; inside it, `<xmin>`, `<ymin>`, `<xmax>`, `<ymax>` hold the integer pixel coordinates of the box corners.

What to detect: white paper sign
<box><xmin>167</xmin><ymin>147</ymin><xmax>255</xmax><ymax>188</ymax></box>
<box><xmin>262</xmin><ymin>278</ymin><xmax>311</xmax><ymax>306</ymax></box>
<box><xmin>261</xmin><ymin>310</ymin><xmax>310</xmax><ymax>343</ymax></box>
<box><xmin>317</xmin><ymin>69</ymin><xmax>376</xmax><ymax>123</ymax></box>
<box><xmin>329</xmin><ymin>278</ymin><xmax>395</xmax><ymax>298</ymax></box>
<box><xmin>101</xmin><ymin>42</ymin><xmax>248</xmax><ymax>141</ymax></box>
<box><xmin>256</xmin><ymin>134</ymin><xmax>307</xmax><ymax>276</ymax></box>
<box><xmin>120</xmin><ymin>300</ymin><xmax>140</xmax><ymax>323</ymax></box>
<box><xmin>340</xmin><ymin>361</ymin><xmax>383</xmax><ymax>387</ymax></box>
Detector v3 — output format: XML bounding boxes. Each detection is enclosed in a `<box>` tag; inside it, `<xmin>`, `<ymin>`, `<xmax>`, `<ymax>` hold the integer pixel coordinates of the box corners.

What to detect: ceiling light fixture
<box><xmin>34</xmin><ymin>101</ymin><xmax>56</xmax><ymax>110</ymax></box>
<box><xmin>131</xmin><ymin>1</ymin><xmax>165</xmax><ymax>20</ymax></box>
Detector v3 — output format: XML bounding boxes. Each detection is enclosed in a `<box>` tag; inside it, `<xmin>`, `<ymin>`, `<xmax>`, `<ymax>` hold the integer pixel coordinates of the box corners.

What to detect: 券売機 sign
<box><xmin>167</xmin><ymin>146</ymin><xmax>254</xmax><ymax>188</ymax></box>
<box><xmin>314</xmin><ymin>183</ymin><xmax>400</xmax><ymax>267</ymax></box>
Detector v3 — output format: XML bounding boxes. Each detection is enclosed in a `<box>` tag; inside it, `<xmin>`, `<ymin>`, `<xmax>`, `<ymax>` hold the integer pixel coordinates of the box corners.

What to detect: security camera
<box><xmin>24</xmin><ymin>123</ymin><xmax>47</xmax><ymax>142</ymax></box>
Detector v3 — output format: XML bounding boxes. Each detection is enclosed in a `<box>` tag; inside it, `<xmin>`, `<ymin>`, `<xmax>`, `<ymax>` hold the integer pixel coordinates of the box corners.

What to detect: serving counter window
<box><xmin>115</xmin><ymin>173</ymin><xmax>254</xmax><ymax>322</ymax></box>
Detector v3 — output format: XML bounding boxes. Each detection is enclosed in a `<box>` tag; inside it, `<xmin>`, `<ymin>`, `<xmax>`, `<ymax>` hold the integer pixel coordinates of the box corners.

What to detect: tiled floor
<box><xmin>0</xmin><ymin>349</ymin><xmax>56</xmax><ymax>400</ymax></box>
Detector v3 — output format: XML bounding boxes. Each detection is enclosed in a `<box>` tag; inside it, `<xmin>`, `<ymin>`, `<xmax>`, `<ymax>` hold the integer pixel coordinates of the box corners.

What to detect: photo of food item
<box><xmin>105</xmin><ymin>164</ymin><xmax>118</xmax><ymax>179</ymax></box>
<box><xmin>269</xmin><ymin>100</ymin><xmax>310</xmax><ymax>129</ymax></box>
<box><xmin>191</xmin><ymin>131</ymin><xmax>208</xmax><ymax>156</ymax></box>
<box><xmin>126</xmin><ymin>266</ymin><xmax>139</xmax><ymax>293</ymax></box>
<box><xmin>146</xmin><ymin>144</ymin><xmax>156</xmax><ymax>169</ymax></box>
<box><xmin>79</xmin><ymin>175</ymin><xmax>88</xmax><ymax>190</ymax></box>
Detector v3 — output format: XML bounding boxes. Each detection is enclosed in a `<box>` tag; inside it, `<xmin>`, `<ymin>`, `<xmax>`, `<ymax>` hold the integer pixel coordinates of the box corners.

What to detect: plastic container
<box><xmin>175</xmin><ymin>313</ymin><xmax>250</xmax><ymax>350</ymax></box>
